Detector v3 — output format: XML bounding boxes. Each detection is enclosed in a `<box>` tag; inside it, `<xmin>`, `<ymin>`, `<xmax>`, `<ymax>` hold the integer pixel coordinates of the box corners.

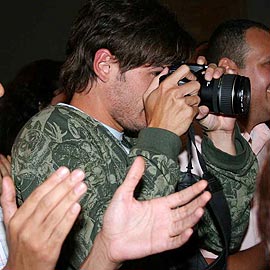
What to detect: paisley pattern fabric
<box><xmin>12</xmin><ymin>104</ymin><xmax>257</xmax><ymax>269</ymax></box>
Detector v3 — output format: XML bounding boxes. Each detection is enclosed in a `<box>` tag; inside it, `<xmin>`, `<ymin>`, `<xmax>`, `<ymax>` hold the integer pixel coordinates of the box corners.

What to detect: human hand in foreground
<box><xmin>1</xmin><ymin>167</ymin><xmax>87</xmax><ymax>270</ymax></box>
<box><xmin>81</xmin><ymin>157</ymin><xmax>211</xmax><ymax>270</ymax></box>
<box><xmin>0</xmin><ymin>155</ymin><xmax>11</xmax><ymax>192</ymax></box>
<box><xmin>143</xmin><ymin>65</ymin><xmax>201</xmax><ymax>137</ymax></box>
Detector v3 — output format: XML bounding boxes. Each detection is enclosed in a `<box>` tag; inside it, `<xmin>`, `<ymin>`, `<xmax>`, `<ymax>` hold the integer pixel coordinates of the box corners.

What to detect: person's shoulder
<box><xmin>21</xmin><ymin>104</ymin><xmax>79</xmax><ymax>130</ymax></box>
<box><xmin>52</xmin><ymin>104</ymin><xmax>102</xmax><ymax>127</ymax></box>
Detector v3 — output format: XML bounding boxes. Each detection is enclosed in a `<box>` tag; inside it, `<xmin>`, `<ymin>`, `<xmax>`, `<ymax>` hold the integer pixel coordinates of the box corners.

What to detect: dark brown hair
<box><xmin>206</xmin><ymin>19</ymin><xmax>269</xmax><ymax>68</ymax></box>
<box><xmin>60</xmin><ymin>0</ymin><xmax>195</xmax><ymax>100</ymax></box>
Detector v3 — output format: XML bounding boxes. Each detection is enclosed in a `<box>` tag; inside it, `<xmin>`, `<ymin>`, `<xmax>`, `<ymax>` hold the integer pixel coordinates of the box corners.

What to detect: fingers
<box><xmin>145</xmin><ymin>65</ymin><xmax>199</xmax><ymax>99</ymax></box>
<box><xmin>7</xmin><ymin>168</ymin><xmax>87</xmax><ymax>253</ymax></box>
<box><xmin>174</xmin><ymin>80</ymin><xmax>201</xmax><ymax>98</ymax></box>
<box><xmin>21</xmin><ymin>169</ymin><xmax>85</xmax><ymax>225</ymax></box>
<box><xmin>196</xmin><ymin>56</ymin><xmax>207</xmax><ymax>65</ymax></box>
<box><xmin>205</xmin><ymin>63</ymin><xmax>238</xmax><ymax>81</ymax></box>
<box><xmin>171</xmin><ymin>190</ymin><xmax>211</xmax><ymax>223</ymax></box>
<box><xmin>167</xmin><ymin>193</ymin><xmax>209</xmax><ymax>249</ymax></box>
<box><xmin>167</xmin><ymin>180</ymin><xmax>208</xmax><ymax>208</ymax></box>
<box><xmin>196</xmin><ymin>105</ymin><xmax>210</xmax><ymax>120</ymax></box>
<box><xmin>168</xmin><ymin>187</ymin><xmax>211</xmax><ymax>238</ymax></box>
<box><xmin>47</xmin><ymin>202</ymin><xmax>82</xmax><ymax>249</ymax></box>
<box><xmin>169</xmin><ymin>228</ymin><xmax>194</xmax><ymax>249</ymax></box>
<box><xmin>145</xmin><ymin>67</ymin><xmax>169</xmax><ymax>97</ymax></box>
<box><xmin>184</xmin><ymin>95</ymin><xmax>200</xmax><ymax>107</ymax></box>
<box><xmin>226</xmin><ymin>68</ymin><xmax>237</xmax><ymax>75</ymax></box>
<box><xmin>1</xmin><ymin>176</ymin><xmax>18</xmax><ymax>228</ymax></box>
<box><xmin>21</xmin><ymin>167</ymin><xmax>70</xmax><ymax>209</ymax></box>
<box><xmin>41</xmin><ymin>175</ymin><xmax>87</xmax><ymax>240</ymax></box>
<box><xmin>204</xmin><ymin>63</ymin><xmax>223</xmax><ymax>81</ymax></box>
<box><xmin>166</xmin><ymin>180</ymin><xmax>211</xmax><ymax>239</ymax></box>
<box><xmin>162</xmin><ymin>65</ymin><xmax>197</xmax><ymax>89</ymax></box>
<box><xmin>0</xmin><ymin>154</ymin><xmax>12</xmax><ymax>178</ymax></box>
<box><xmin>169</xmin><ymin>208</ymin><xmax>204</xmax><ymax>236</ymax></box>
<box><xmin>13</xmin><ymin>167</ymin><xmax>73</xmax><ymax>222</ymax></box>
<box><xmin>170</xmin><ymin>197</ymin><xmax>207</xmax><ymax>237</ymax></box>
<box><xmin>116</xmin><ymin>157</ymin><xmax>145</xmax><ymax>195</ymax></box>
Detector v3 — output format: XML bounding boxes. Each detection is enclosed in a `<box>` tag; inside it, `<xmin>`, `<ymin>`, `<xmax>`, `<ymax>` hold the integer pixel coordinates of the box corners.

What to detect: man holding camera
<box><xmin>12</xmin><ymin>1</ymin><xmax>257</xmax><ymax>269</ymax></box>
<box><xmin>197</xmin><ymin>19</ymin><xmax>270</xmax><ymax>269</ymax></box>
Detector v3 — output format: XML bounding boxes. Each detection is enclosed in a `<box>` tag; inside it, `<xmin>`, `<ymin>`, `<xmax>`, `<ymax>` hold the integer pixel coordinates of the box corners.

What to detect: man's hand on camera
<box><xmin>143</xmin><ymin>64</ymin><xmax>200</xmax><ymax>137</ymax></box>
<box><xmin>196</xmin><ymin>56</ymin><xmax>235</xmax><ymax>81</ymax></box>
<box><xmin>195</xmin><ymin>57</ymin><xmax>237</xmax><ymax>155</ymax></box>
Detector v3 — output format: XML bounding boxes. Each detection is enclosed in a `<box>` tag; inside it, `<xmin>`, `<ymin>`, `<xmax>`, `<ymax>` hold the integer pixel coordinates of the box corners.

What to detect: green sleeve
<box><xmin>12</xmin><ymin>106</ymin><xmax>129</xmax><ymax>270</ymax></box>
<box><xmin>128</xmin><ymin>127</ymin><xmax>183</xmax><ymax>199</ymax></box>
<box><xmin>199</xmin><ymin>126</ymin><xmax>258</xmax><ymax>253</ymax></box>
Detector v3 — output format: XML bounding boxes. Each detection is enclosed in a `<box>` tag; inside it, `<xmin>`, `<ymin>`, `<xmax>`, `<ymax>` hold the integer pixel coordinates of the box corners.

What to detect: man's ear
<box><xmin>218</xmin><ymin>57</ymin><xmax>239</xmax><ymax>73</ymax></box>
<box><xmin>93</xmin><ymin>49</ymin><xmax>116</xmax><ymax>82</ymax></box>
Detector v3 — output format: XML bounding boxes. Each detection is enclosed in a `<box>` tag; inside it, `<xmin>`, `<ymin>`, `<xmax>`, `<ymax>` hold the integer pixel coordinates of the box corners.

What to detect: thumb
<box><xmin>1</xmin><ymin>176</ymin><xmax>17</xmax><ymax>227</ymax></box>
<box><xmin>144</xmin><ymin>67</ymin><xmax>169</xmax><ymax>98</ymax></box>
<box><xmin>196</xmin><ymin>105</ymin><xmax>209</xmax><ymax>120</ymax></box>
<box><xmin>118</xmin><ymin>157</ymin><xmax>145</xmax><ymax>196</ymax></box>
<box><xmin>196</xmin><ymin>56</ymin><xmax>207</xmax><ymax>65</ymax></box>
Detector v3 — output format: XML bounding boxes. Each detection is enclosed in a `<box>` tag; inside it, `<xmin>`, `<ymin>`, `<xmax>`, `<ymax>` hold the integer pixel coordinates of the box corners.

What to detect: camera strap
<box><xmin>182</xmin><ymin>124</ymin><xmax>231</xmax><ymax>270</ymax></box>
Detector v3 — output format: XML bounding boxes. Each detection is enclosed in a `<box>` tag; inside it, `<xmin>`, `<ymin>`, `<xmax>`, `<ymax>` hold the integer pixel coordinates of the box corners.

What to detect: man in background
<box><xmin>204</xmin><ymin>19</ymin><xmax>270</xmax><ymax>269</ymax></box>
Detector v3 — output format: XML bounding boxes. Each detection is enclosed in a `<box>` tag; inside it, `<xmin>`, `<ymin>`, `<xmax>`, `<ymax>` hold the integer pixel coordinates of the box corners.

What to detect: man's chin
<box><xmin>124</xmin><ymin>122</ymin><xmax>147</xmax><ymax>133</ymax></box>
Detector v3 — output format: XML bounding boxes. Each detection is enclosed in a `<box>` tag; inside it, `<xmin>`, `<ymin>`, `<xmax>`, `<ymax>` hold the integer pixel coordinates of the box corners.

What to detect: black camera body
<box><xmin>161</xmin><ymin>64</ymin><xmax>251</xmax><ymax>116</ymax></box>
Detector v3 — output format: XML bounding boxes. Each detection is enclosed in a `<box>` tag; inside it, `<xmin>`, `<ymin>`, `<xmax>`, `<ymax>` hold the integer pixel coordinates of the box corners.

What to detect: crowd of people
<box><xmin>0</xmin><ymin>0</ymin><xmax>270</xmax><ymax>269</ymax></box>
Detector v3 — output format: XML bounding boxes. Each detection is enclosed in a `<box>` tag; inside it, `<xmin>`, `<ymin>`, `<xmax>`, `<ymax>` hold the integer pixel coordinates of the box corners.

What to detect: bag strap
<box><xmin>187</xmin><ymin>124</ymin><xmax>231</xmax><ymax>270</ymax></box>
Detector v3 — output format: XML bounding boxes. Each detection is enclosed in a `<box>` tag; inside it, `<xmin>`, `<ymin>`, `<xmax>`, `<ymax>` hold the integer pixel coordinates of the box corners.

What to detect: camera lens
<box><xmin>159</xmin><ymin>64</ymin><xmax>251</xmax><ymax>116</ymax></box>
<box><xmin>199</xmin><ymin>74</ymin><xmax>251</xmax><ymax>115</ymax></box>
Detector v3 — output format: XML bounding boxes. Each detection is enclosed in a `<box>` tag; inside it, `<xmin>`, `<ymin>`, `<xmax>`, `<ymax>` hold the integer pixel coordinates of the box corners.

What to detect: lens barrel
<box><xmin>199</xmin><ymin>74</ymin><xmax>250</xmax><ymax>115</ymax></box>
<box><xmin>159</xmin><ymin>64</ymin><xmax>251</xmax><ymax>116</ymax></box>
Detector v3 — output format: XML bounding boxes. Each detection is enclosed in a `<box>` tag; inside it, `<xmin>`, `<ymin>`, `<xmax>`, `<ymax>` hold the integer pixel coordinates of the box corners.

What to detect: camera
<box><xmin>160</xmin><ymin>64</ymin><xmax>251</xmax><ymax>116</ymax></box>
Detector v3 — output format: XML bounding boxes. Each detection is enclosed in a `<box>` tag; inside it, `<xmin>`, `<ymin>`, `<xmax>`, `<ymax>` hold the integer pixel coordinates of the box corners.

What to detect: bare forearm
<box><xmin>206</xmin><ymin>130</ymin><xmax>236</xmax><ymax>155</ymax></box>
<box><xmin>80</xmin><ymin>232</ymin><xmax>121</xmax><ymax>270</ymax></box>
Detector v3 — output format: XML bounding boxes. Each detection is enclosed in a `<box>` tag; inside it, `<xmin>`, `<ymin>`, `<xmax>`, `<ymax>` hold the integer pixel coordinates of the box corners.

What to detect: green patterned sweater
<box><xmin>12</xmin><ymin>104</ymin><xmax>257</xmax><ymax>269</ymax></box>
